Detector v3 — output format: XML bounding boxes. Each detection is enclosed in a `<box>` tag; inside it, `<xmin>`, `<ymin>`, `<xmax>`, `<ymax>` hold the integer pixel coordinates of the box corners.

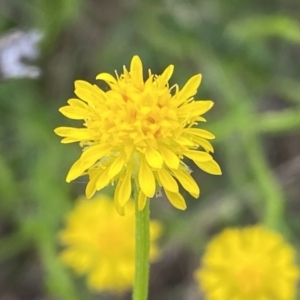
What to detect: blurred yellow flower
<box><xmin>54</xmin><ymin>55</ymin><xmax>221</xmax><ymax>213</ymax></box>
<box><xmin>195</xmin><ymin>226</ymin><xmax>299</xmax><ymax>300</ymax></box>
<box><xmin>59</xmin><ymin>194</ymin><xmax>162</xmax><ymax>293</ymax></box>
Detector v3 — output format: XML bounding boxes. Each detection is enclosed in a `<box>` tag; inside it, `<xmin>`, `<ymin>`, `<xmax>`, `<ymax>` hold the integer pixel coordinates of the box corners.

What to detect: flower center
<box><xmin>235</xmin><ymin>265</ymin><xmax>263</xmax><ymax>294</ymax></box>
<box><xmin>104</xmin><ymin>80</ymin><xmax>180</xmax><ymax>148</ymax></box>
<box><xmin>97</xmin><ymin>225</ymin><xmax>134</xmax><ymax>256</ymax></box>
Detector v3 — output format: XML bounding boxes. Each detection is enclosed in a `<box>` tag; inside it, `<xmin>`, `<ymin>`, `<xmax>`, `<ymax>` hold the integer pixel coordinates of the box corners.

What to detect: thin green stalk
<box><xmin>133</xmin><ymin>187</ymin><xmax>150</xmax><ymax>300</ymax></box>
<box><xmin>242</xmin><ymin>132</ymin><xmax>286</xmax><ymax>232</ymax></box>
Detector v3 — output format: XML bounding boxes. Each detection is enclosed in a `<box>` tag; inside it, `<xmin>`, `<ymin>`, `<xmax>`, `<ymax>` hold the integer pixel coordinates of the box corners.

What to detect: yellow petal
<box><xmin>172</xmin><ymin>169</ymin><xmax>199</xmax><ymax>198</ymax></box>
<box><xmin>95</xmin><ymin>168</ymin><xmax>111</xmax><ymax>190</ymax></box>
<box><xmin>186</xmin><ymin>128</ymin><xmax>215</xmax><ymax>139</ymax></box>
<box><xmin>183</xmin><ymin>150</ymin><xmax>212</xmax><ymax>162</ymax></box>
<box><xmin>66</xmin><ymin>145</ymin><xmax>110</xmax><ymax>183</ymax></box>
<box><xmin>113</xmin><ymin>197</ymin><xmax>125</xmax><ymax>216</ymax></box>
<box><xmin>108</xmin><ymin>154</ymin><xmax>125</xmax><ymax>179</ymax></box>
<box><xmin>85</xmin><ymin>171</ymin><xmax>102</xmax><ymax>199</ymax></box>
<box><xmin>66</xmin><ymin>159</ymin><xmax>92</xmax><ymax>182</ymax></box>
<box><xmin>138</xmin><ymin>190</ymin><xmax>147</xmax><ymax>211</ymax></box>
<box><xmin>159</xmin><ymin>145</ymin><xmax>180</xmax><ymax>169</ymax></box>
<box><xmin>74</xmin><ymin>80</ymin><xmax>95</xmax><ymax>102</ymax></box>
<box><xmin>124</xmin><ymin>144</ymin><xmax>133</xmax><ymax>159</ymax></box>
<box><xmin>115</xmin><ymin>170</ymin><xmax>132</xmax><ymax>207</ymax></box>
<box><xmin>54</xmin><ymin>127</ymin><xmax>92</xmax><ymax>141</ymax></box>
<box><xmin>191</xmin><ymin>136</ymin><xmax>214</xmax><ymax>153</ymax></box>
<box><xmin>176</xmin><ymin>74</ymin><xmax>202</xmax><ymax>105</ymax></box>
<box><xmin>164</xmin><ymin>190</ymin><xmax>187</xmax><ymax>210</ymax></box>
<box><xmin>138</xmin><ymin>159</ymin><xmax>155</xmax><ymax>198</ymax></box>
<box><xmin>174</xmin><ymin>136</ymin><xmax>195</xmax><ymax>146</ymax></box>
<box><xmin>81</xmin><ymin>144</ymin><xmax>112</xmax><ymax>161</ymax></box>
<box><xmin>60</xmin><ymin>137</ymin><xmax>79</xmax><ymax>144</ymax></box>
<box><xmin>96</xmin><ymin>73</ymin><xmax>117</xmax><ymax>84</ymax></box>
<box><xmin>159</xmin><ymin>65</ymin><xmax>174</xmax><ymax>87</ymax></box>
<box><xmin>145</xmin><ymin>147</ymin><xmax>163</xmax><ymax>169</ymax></box>
<box><xmin>59</xmin><ymin>106</ymin><xmax>89</xmax><ymax>120</ymax></box>
<box><xmin>192</xmin><ymin>100</ymin><xmax>214</xmax><ymax>115</ymax></box>
<box><xmin>195</xmin><ymin>116</ymin><xmax>207</xmax><ymax>122</ymax></box>
<box><xmin>92</xmin><ymin>85</ymin><xmax>107</xmax><ymax>103</ymax></box>
<box><xmin>54</xmin><ymin>126</ymin><xmax>73</xmax><ymax>137</ymax></box>
<box><xmin>194</xmin><ymin>159</ymin><xmax>222</xmax><ymax>175</ymax></box>
<box><xmin>157</xmin><ymin>169</ymin><xmax>178</xmax><ymax>193</ymax></box>
<box><xmin>74</xmin><ymin>80</ymin><xmax>93</xmax><ymax>90</ymax></box>
<box><xmin>67</xmin><ymin>98</ymin><xmax>87</xmax><ymax>108</ymax></box>
<box><xmin>130</xmin><ymin>55</ymin><xmax>143</xmax><ymax>87</ymax></box>
<box><xmin>178</xmin><ymin>101</ymin><xmax>214</xmax><ymax>118</ymax></box>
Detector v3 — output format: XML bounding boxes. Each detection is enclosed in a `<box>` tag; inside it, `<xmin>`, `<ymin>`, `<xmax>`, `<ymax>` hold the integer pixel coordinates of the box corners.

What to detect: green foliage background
<box><xmin>0</xmin><ymin>0</ymin><xmax>300</xmax><ymax>299</ymax></box>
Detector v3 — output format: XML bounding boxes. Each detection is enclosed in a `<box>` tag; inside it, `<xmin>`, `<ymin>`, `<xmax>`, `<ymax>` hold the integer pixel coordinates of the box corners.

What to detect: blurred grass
<box><xmin>0</xmin><ymin>0</ymin><xmax>300</xmax><ymax>299</ymax></box>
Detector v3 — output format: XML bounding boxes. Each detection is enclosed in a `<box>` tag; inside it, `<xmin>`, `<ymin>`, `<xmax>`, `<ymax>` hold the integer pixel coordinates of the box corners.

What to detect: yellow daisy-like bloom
<box><xmin>195</xmin><ymin>226</ymin><xmax>300</xmax><ymax>300</ymax></box>
<box><xmin>54</xmin><ymin>55</ymin><xmax>221</xmax><ymax>213</ymax></box>
<box><xmin>59</xmin><ymin>194</ymin><xmax>162</xmax><ymax>293</ymax></box>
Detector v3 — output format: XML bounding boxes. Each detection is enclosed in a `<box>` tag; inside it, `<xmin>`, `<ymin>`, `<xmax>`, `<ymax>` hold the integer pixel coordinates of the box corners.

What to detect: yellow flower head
<box><xmin>54</xmin><ymin>55</ymin><xmax>221</xmax><ymax>213</ymax></box>
<box><xmin>195</xmin><ymin>226</ymin><xmax>299</xmax><ymax>300</ymax></box>
<box><xmin>59</xmin><ymin>194</ymin><xmax>162</xmax><ymax>293</ymax></box>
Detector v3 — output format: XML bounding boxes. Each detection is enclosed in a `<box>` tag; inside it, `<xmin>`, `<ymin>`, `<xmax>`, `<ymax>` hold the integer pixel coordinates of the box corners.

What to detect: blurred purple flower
<box><xmin>0</xmin><ymin>30</ymin><xmax>43</xmax><ymax>79</ymax></box>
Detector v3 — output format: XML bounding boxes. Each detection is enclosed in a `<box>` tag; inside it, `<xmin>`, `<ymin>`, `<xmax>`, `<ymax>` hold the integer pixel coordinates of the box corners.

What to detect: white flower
<box><xmin>0</xmin><ymin>29</ymin><xmax>43</xmax><ymax>79</ymax></box>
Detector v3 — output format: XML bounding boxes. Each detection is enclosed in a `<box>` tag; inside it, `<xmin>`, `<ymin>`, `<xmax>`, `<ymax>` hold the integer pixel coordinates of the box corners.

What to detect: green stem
<box><xmin>242</xmin><ymin>132</ymin><xmax>286</xmax><ymax>232</ymax></box>
<box><xmin>133</xmin><ymin>187</ymin><xmax>150</xmax><ymax>300</ymax></box>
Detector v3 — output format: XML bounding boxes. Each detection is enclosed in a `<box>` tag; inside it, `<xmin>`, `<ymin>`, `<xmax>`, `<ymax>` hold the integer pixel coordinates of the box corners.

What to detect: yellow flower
<box><xmin>59</xmin><ymin>194</ymin><xmax>162</xmax><ymax>293</ymax></box>
<box><xmin>195</xmin><ymin>226</ymin><xmax>299</xmax><ymax>300</ymax></box>
<box><xmin>54</xmin><ymin>55</ymin><xmax>221</xmax><ymax>213</ymax></box>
